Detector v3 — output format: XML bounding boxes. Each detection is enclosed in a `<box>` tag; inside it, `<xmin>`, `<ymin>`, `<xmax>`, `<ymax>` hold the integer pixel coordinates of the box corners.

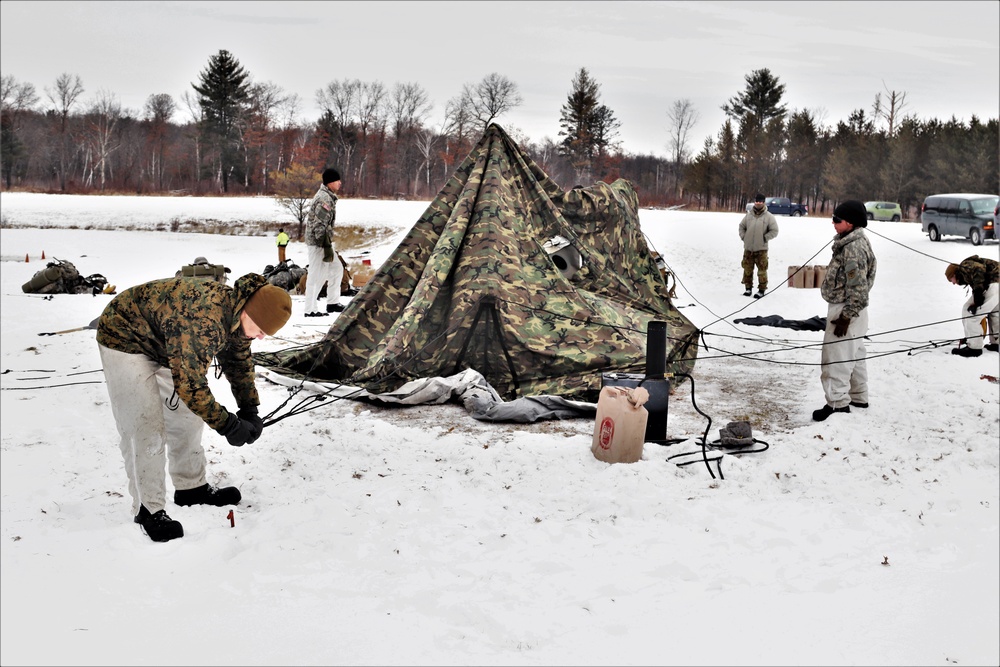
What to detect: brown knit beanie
<box><xmin>243</xmin><ymin>285</ymin><xmax>292</xmax><ymax>335</ymax></box>
<box><xmin>944</xmin><ymin>263</ymin><xmax>960</xmax><ymax>281</ymax></box>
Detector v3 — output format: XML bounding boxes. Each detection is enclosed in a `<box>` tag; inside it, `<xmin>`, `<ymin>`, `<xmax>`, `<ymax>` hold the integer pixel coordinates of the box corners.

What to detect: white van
<box><xmin>921</xmin><ymin>193</ymin><xmax>998</xmax><ymax>245</ymax></box>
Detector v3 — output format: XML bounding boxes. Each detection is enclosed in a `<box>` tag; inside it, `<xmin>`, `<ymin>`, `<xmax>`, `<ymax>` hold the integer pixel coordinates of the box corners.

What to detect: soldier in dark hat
<box><xmin>813</xmin><ymin>200</ymin><xmax>877</xmax><ymax>422</ymax></box>
<box><xmin>303</xmin><ymin>167</ymin><xmax>345</xmax><ymax>317</ymax></box>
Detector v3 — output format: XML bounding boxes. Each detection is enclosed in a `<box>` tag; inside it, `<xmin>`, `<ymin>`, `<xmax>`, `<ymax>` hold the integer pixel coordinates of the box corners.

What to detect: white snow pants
<box><xmin>99</xmin><ymin>344</ymin><xmax>207</xmax><ymax>516</ymax></box>
<box><xmin>960</xmin><ymin>282</ymin><xmax>999</xmax><ymax>349</ymax></box>
<box><xmin>820</xmin><ymin>303</ymin><xmax>869</xmax><ymax>409</ymax></box>
<box><xmin>304</xmin><ymin>244</ymin><xmax>343</xmax><ymax>314</ymax></box>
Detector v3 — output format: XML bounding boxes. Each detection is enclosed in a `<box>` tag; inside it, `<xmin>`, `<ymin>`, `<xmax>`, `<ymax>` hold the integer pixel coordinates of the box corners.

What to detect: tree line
<box><xmin>2</xmin><ymin>53</ymin><xmax>996</xmax><ymax>216</ymax></box>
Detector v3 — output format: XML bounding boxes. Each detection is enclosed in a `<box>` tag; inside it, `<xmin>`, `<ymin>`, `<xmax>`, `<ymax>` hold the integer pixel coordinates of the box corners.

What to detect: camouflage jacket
<box><xmin>820</xmin><ymin>228</ymin><xmax>877</xmax><ymax>319</ymax></box>
<box><xmin>739</xmin><ymin>208</ymin><xmax>779</xmax><ymax>252</ymax></box>
<box><xmin>305</xmin><ymin>184</ymin><xmax>337</xmax><ymax>248</ymax></box>
<box><xmin>96</xmin><ymin>273</ymin><xmax>268</xmax><ymax>430</ymax></box>
<box><xmin>955</xmin><ymin>255</ymin><xmax>1000</xmax><ymax>305</ymax></box>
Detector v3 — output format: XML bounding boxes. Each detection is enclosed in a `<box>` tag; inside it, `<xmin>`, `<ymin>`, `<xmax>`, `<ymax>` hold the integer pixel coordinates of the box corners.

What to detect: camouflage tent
<box><xmin>256</xmin><ymin>124</ymin><xmax>698</xmax><ymax>402</ymax></box>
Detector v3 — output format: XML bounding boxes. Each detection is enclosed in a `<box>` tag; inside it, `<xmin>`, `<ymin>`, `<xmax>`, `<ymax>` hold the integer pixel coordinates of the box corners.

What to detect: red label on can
<box><xmin>598</xmin><ymin>417</ymin><xmax>615</xmax><ymax>450</ymax></box>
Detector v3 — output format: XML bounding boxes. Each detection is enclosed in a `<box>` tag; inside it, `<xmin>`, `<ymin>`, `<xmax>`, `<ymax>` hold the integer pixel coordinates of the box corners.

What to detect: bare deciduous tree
<box><xmin>388</xmin><ymin>82</ymin><xmax>431</xmax><ymax>139</ymax></box>
<box><xmin>1</xmin><ymin>75</ymin><xmax>39</xmax><ymax>111</ymax></box>
<box><xmin>388</xmin><ymin>82</ymin><xmax>432</xmax><ymax>195</ymax></box>
<box><xmin>317</xmin><ymin>78</ymin><xmax>360</xmax><ymax>129</ymax></box>
<box><xmin>84</xmin><ymin>89</ymin><xmax>122</xmax><ymax>191</ymax></box>
<box><xmin>460</xmin><ymin>72</ymin><xmax>523</xmax><ymax>132</ymax></box>
<box><xmin>317</xmin><ymin>78</ymin><xmax>366</xmax><ymax>181</ymax></box>
<box><xmin>45</xmin><ymin>72</ymin><xmax>84</xmax><ymax>191</ymax></box>
<box><xmin>272</xmin><ymin>161</ymin><xmax>320</xmax><ymax>238</ymax></box>
<box><xmin>872</xmin><ymin>82</ymin><xmax>908</xmax><ymax>137</ymax></box>
<box><xmin>1</xmin><ymin>74</ymin><xmax>40</xmax><ymax>188</ymax></box>
<box><xmin>242</xmin><ymin>81</ymin><xmax>293</xmax><ymax>191</ymax></box>
<box><xmin>144</xmin><ymin>93</ymin><xmax>176</xmax><ymax>190</ymax></box>
<box><xmin>414</xmin><ymin>127</ymin><xmax>440</xmax><ymax>197</ymax></box>
<box><xmin>666</xmin><ymin>99</ymin><xmax>699</xmax><ymax>166</ymax></box>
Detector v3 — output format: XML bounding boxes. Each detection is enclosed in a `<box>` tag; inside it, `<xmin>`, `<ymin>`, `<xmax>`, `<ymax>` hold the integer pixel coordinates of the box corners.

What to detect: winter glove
<box><xmin>216</xmin><ymin>412</ymin><xmax>255</xmax><ymax>447</ymax></box>
<box><xmin>322</xmin><ymin>240</ymin><xmax>335</xmax><ymax>262</ymax></box>
<box><xmin>237</xmin><ymin>405</ymin><xmax>264</xmax><ymax>444</ymax></box>
<box><xmin>970</xmin><ymin>289</ymin><xmax>984</xmax><ymax>314</ymax></box>
<box><xmin>831</xmin><ymin>315</ymin><xmax>851</xmax><ymax>338</ymax></box>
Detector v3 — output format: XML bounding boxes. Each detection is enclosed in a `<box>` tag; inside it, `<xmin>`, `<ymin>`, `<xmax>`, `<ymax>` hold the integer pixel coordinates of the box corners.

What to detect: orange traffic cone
<box><xmin>41</xmin><ymin>251</ymin><xmax>45</xmax><ymax>259</ymax></box>
<box><xmin>25</xmin><ymin>254</ymin><xmax>29</xmax><ymax>263</ymax></box>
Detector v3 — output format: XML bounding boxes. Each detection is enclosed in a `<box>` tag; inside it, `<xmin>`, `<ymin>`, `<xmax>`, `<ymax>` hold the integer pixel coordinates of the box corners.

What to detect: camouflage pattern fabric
<box><xmin>820</xmin><ymin>228</ymin><xmax>877</xmax><ymax>320</ymax></box>
<box><xmin>256</xmin><ymin>124</ymin><xmax>699</xmax><ymax>402</ymax></box>
<box><xmin>956</xmin><ymin>255</ymin><xmax>1000</xmax><ymax>304</ymax></box>
<box><xmin>96</xmin><ymin>273</ymin><xmax>268</xmax><ymax>429</ymax></box>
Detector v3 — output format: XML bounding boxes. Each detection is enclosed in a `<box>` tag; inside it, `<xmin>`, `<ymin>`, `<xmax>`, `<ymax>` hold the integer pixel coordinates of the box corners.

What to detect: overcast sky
<box><xmin>2</xmin><ymin>0</ymin><xmax>997</xmax><ymax>157</ymax></box>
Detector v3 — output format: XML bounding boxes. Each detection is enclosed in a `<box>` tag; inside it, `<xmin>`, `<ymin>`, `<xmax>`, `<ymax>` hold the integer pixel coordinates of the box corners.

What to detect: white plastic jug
<box><xmin>591</xmin><ymin>385</ymin><xmax>650</xmax><ymax>464</ymax></box>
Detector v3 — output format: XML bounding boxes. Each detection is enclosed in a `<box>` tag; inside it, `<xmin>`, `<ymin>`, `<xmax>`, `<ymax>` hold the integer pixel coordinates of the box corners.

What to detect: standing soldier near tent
<box><xmin>945</xmin><ymin>254</ymin><xmax>1000</xmax><ymax>357</ymax></box>
<box><xmin>96</xmin><ymin>274</ymin><xmax>292</xmax><ymax>542</ymax></box>
<box><xmin>738</xmin><ymin>193</ymin><xmax>779</xmax><ymax>298</ymax></box>
<box><xmin>303</xmin><ymin>167</ymin><xmax>344</xmax><ymax>317</ymax></box>
<box><xmin>276</xmin><ymin>228</ymin><xmax>290</xmax><ymax>264</ymax></box>
<box><xmin>813</xmin><ymin>200</ymin><xmax>877</xmax><ymax>422</ymax></box>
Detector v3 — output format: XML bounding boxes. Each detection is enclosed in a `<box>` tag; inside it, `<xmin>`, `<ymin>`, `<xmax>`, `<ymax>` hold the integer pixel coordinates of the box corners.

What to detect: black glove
<box><xmin>968</xmin><ymin>303</ymin><xmax>979</xmax><ymax>315</ymax></box>
<box><xmin>323</xmin><ymin>243</ymin><xmax>335</xmax><ymax>262</ymax></box>
<box><xmin>237</xmin><ymin>405</ymin><xmax>264</xmax><ymax>444</ymax></box>
<box><xmin>217</xmin><ymin>412</ymin><xmax>254</xmax><ymax>447</ymax></box>
<box><xmin>831</xmin><ymin>315</ymin><xmax>851</xmax><ymax>338</ymax></box>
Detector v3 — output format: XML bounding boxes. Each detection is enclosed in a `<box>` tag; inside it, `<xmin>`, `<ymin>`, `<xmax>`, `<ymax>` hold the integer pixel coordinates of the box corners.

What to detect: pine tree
<box><xmin>192</xmin><ymin>49</ymin><xmax>251</xmax><ymax>192</ymax></box>
<box><xmin>723</xmin><ymin>68</ymin><xmax>788</xmax><ymax>200</ymax></box>
<box><xmin>722</xmin><ymin>68</ymin><xmax>787</xmax><ymax>132</ymax></box>
<box><xmin>558</xmin><ymin>68</ymin><xmax>620</xmax><ymax>182</ymax></box>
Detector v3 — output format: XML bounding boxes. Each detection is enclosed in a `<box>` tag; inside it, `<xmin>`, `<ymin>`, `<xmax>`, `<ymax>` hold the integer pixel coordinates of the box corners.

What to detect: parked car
<box><xmin>864</xmin><ymin>201</ymin><xmax>902</xmax><ymax>222</ymax></box>
<box><xmin>920</xmin><ymin>193</ymin><xmax>999</xmax><ymax>245</ymax></box>
<box><xmin>764</xmin><ymin>197</ymin><xmax>808</xmax><ymax>216</ymax></box>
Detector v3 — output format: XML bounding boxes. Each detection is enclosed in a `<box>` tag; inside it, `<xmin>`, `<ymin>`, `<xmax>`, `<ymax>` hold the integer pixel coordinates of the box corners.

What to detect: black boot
<box><xmin>174</xmin><ymin>483</ymin><xmax>242</xmax><ymax>507</ymax></box>
<box><xmin>812</xmin><ymin>404</ymin><xmax>850</xmax><ymax>422</ymax></box>
<box><xmin>327</xmin><ymin>302</ymin><xmax>345</xmax><ymax>313</ymax></box>
<box><xmin>951</xmin><ymin>347</ymin><xmax>983</xmax><ymax>358</ymax></box>
<box><xmin>135</xmin><ymin>505</ymin><xmax>183</xmax><ymax>542</ymax></box>
<box><xmin>983</xmin><ymin>343</ymin><xmax>998</xmax><ymax>352</ymax></box>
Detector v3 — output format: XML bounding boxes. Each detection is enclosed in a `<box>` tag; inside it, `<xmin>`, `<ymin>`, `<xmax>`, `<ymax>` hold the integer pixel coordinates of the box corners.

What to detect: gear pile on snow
<box><xmin>262</xmin><ymin>260</ymin><xmax>308</xmax><ymax>293</ymax></box>
<box><xmin>22</xmin><ymin>258</ymin><xmax>111</xmax><ymax>295</ymax></box>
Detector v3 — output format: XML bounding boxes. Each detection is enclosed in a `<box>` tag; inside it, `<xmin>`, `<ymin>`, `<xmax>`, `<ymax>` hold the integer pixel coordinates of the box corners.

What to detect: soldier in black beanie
<box><xmin>304</xmin><ymin>167</ymin><xmax>345</xmax><ymax>316</ymax></box>
<box><xmin>813</xmin><ymin>200</ymin><xmax>877</xmax><ymax>421</ymax></box>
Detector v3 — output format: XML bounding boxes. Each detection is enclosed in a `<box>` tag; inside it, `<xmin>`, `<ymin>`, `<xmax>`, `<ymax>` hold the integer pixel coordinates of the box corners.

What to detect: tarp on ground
<box><xmin>255</xmin><ymin>123</ymin><xmax>699</xmax><ymax>405</ymax></box>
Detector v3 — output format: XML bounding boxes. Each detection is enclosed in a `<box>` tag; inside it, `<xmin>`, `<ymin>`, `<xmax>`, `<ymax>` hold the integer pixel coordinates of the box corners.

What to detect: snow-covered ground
<box><xmin>1</xmin><ymin>192</ymin><xmax>998</xmax><ymax>666</ymax></box>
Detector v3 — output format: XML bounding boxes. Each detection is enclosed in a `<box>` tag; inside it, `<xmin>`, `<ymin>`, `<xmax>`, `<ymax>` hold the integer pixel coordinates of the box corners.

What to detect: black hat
<box><xmin>834</xmin><ymin>200</ymin><xmax>868</xmax><ymax>228</ymax></box>
<box><xmin>754</xmin><ymin>193</ymin><xmax>765</xmax><ymax>202</ymax></box>
<box><xmin>322</xmin><ymin>167</ymin><xmax>341</xmax><ymax>185</ymax></box>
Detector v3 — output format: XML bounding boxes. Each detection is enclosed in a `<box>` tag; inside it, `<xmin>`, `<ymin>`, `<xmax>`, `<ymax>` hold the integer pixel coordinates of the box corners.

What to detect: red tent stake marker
<box><xmin>227</xmin><ymin>510</ymin><xmax>235</xmax><ymax>527</ymax></box>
